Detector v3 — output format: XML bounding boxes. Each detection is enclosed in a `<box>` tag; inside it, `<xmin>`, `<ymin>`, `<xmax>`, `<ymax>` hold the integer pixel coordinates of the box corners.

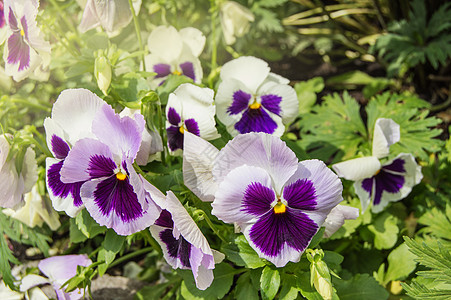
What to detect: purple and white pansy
<box><xmin>215</xmin><ymin>56</ymin><xmax>298</xmax><ymax>137</ymax></box>
<box><xmin>183</xmin><ymin>132</ymin><xmax>345</xmax><ymax>267</ymax></box>
<box><xmin>59</xmin><ymin>103</ymin><xmax>162</xmax><ymax>235</ymax></box>
<box><xmin>166</xmin><ymin>83</ymin><xmax>219</xmax><ymax>152</ymax></box>
<box><xmin>333</xmin><ymin>118</ymin><xmax>423</xmax><ymax>213</ymax></box>
<box><xmin>3</xmin><ymin>0</ymin><xmax>51</xmax><ymax>81</ymax></box>
<box><xmin>144</xmin><ymin>25</ymin><xmax>205</xmax><ymax>87</ymax></box>
<box><xmin>0</xmin><ymin>0</ymin><xmax>7</xmax><ymax>45</ymax></box>
<box><xmin>150</xmin><ymin>191</ymin><xmax>222</xmax><ymax>290</ymax></box>
<box><xmin>44</xmin><ymin>89</ymin><xmax>105</xmax><ymax>217</ymax></box>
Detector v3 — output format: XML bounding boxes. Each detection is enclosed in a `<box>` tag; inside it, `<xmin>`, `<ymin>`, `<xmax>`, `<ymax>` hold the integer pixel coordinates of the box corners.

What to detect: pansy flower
<box><xmin>79</xmin><ymin>0</ymin><xmax>141</xmax><ymax>36</ymax></box>
<box><xmin>0</xmin><ymin>135</ymin><xmax>37</xmax><ymax>209</ymax></box>
<box><xmin>166</xmin><ymin>83</ymin><xmax>219</xmax><ymax>152</ymax></box>
<box><xmin>332</xmin><ymin>118</ymin><xmax>423</xmax><ymax>213</ymax></box>
<box><xmin>150</xmin><ymin>191</ymin><xmax>221</xmax><ymax>290</ymax></box>
<box><xmin>59</xmin><ymin>103</ymin><xmax>162</xmax><ymax>235</ymax></box>
<box><xmin>44</xmin><ymin>89</ymin><xmax>105</xmax><ymax>217</ymax></box>
<box><xmin>215</xmin><ymin>56</ymin><xmax>298</xmax><ymax>137</ymax></box>
<box><xmin>220</xmin><ymin>1</ymin><xmax>254</xmax><ymax>45</ymax></box>
<box><xmin>3</xmin><ymin>0</ymin><xmax>51</xmax><ymax>81</ymax></box>
<box><xmin>145</xmin><ymin>25</ymin><xmax>205</xmax><ymax>86</ymax></box>
<box><xmin>184</xmin><ymin>132</ymin><xmax>343</xmax><ymax>267</ymax></box>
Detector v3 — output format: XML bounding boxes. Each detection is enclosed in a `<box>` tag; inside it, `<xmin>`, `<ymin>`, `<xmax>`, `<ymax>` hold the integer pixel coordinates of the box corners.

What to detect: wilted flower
<box><xmin>150</xmin><ymin>191</ymin><xmax>221</xmax><ymax>290</ymax></box>
<box><xmin>38</xmin><ymin>254</ymin><xmax>92</xmax><ymax>300</ymax></box>
<box><xmin>215</xmin><ymin>56</ymin><xmax>298</xmax><ymax>137</ymax></box>
<box><xmin>166</xmin><ymin>83</ymin><xmax>219</xmax><ymax>152</ymax></box>
<box><xmin>184</xmin><ymin>132</ymin><xmax>343</xmax><ymax>267</ymax></box>
<box><xmin>44</xmin><ymin>89</ymin><xmax>105</xmax><ymax>217</ymax></box>
<box><xmin>79</xmin><ymin>0</ymin><xmax>141</xmax><ymax>35</ymax></box>
<box><xmin>59</xmin><ymin>103</ymin><xmax>162</xmax><ymax>235</ymax></box>
<box><xmin>3</xmin><ymin>0</ymin><xmax>51</xmax><ymax>81</ymax></box>
<box><xmin>0</xmin><ymin>135</ymin><xmax>37</xmax><ymax>209</ymax></box>
<box><xmin>145</xmin><ymin>25</ymin><xmax>205</xmax><ymax>86</ymax></box>
<box><xmin>333</xmin><ymin>118</ymin><xmax>423</xmax><ymax>213</ymax></box>
<box><xmin>220</xmin><ymin>1</ymin><xmax>254</xmax><ymax>45</ymax></box>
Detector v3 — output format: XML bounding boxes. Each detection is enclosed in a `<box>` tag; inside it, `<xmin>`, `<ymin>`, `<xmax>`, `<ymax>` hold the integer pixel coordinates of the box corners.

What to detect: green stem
<box><xmin>195</xmin><ymin>210</ymin><xmax>228</xmax><ymax>243</ymax></box>
<box><xmin>10</xmin><ymin>99</ymin><xmax>51</xmax><ymax>112</ymax></box>
<box><xmin>156</xmin><ymin>101</ymin><xmax>167</xmax><ymax>166</ymax></box>
<box><xmin>208</xmin><ymin>0</ymin><xmax>219</xmax><ymax>88</ymax></box>
<box><xmin>48</xmin><ymin>0</ymin><xmax>80</xmax><ymax>37</ymax></box>
<box><xmin>142</xmin><ymin>230</ymin><xmax>162</xmax><ymax>255</ymax></box>
<box><xmin>108</xmin><ymin>246</ymin><xmax>154</xmax><ymax>269</ymax></box>
<box><xmin>128</xmin><ymin>0</ymin><xmax>146</xmax><ymax>71</ymax></box>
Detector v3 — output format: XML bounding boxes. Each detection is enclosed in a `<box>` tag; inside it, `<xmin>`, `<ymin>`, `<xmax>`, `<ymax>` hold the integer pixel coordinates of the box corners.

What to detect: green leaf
<box><xmin>260</xmin><ymin>266</ymin><xmax>280</xmax><ymax>300</ymax></box>
<box><xmin>296</xmin><ymin>271</ymin><xmax>323</xmax><ymax>300</ymax></box>
<box><xmin>74</xmin><ymin>209</ymin><xmax>107</xmax><ymax>240</ymax></box>
<box><xmin>334</xmin><ymin>273</ymin><xmax>389</xmax><ymax>300</ymax></box>
<box><xmin>112</xmin><ymin>72</ymin><xmax>150</xmax><ymax>104</ymax></box>
<box><xmin>221</xmin><ymin>235</ymin><xmax>266</xmax><ymax>269</ymax></box>
<box><xmin>382</xmin><ymin>242</ymin><xmax>417</xmax><ymax>285</ymax></box>
<box><xmin>135</xmin><ymin>283</ymin><xmax>172</xmax><ymax>300</ymax></box>
<box><xmin>295</xmin><ymin>77</ymin><xmax>324</xmax><ymax>114</ymax></box>
<box><xmin>98</xmin><ymin>229</ymin><xmax>125</xmax><ymax>276</ymax></box>
<box><xmin>279</xmin><ymin>273</ymin><xmax>299</xmax><ymax>300</ymax></box>
<box><xmin>367</xmin><ymin>213</ymin><xmax>399</xmax><ymax>250</ymax></box>
<box><xmin>180</xmin><ymin>263</ymin><xmax>235</xmax><ymax>299</ymax></box>
<box><xmin>326</xmin><ymin>71</ymin><xmax>377</xmax><ymax>87</ymax></box>
<box><xmin>258</xmin><ymin>0</ymin><xmax>288</xmax><ymax>8</ymax></box>
<box><xmin>418</xmin><ymin>205</ymin><xmax>451</xmax><ymax>241</ymax></box>
<box><xmin>0</xmin><ymin>229</ymin><xmax>19</xmax><ymax>290</ymax></box>
<box><xmin>156</xmin><ymin>74</ymin><xmax>193</xmax><ymax>105</ymax></box>
<box><xmin>235</xmin><ymin>272</ymin><xmax>259</xmax><ymax>300</ymax></box>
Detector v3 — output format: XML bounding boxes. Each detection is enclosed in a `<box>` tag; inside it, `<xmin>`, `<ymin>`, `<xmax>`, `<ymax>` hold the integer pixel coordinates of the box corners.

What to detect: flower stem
<box><xmin>208</xmin><ymin>0</ymin><xmax>219</xmax><ymax>88</ymax></box>
<box><xmin>194</xmin><ymin>210</ymin><xmax>228</xmax><ymax>243</ymax></box>
<box><xmin>108</xmin><ymin>246</ymin><xmax>154</xmax><ymax>269</ymax></box>
<box><xmin>128</xmin><ymin>0</ymin><xmax>146</xmax><ymax>71</ymax></box>
<box><xmin>142</xmin><ymin>229</ymin><xmax>162</xmax><ymax>255</ymax></box>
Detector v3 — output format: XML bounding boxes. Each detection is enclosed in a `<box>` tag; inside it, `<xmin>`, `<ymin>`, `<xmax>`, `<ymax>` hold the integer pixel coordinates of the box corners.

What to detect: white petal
<box><xmin>20</xmin><ymin>274</ymin><xmax>49</xmax><ymax>292</ymax></box>
<box><xmin>215</xmin><ymin>78</ymin><xmax>251</xmax><ymax>129</ymax></box>
<box><xmin>179</xmin><ymin>27</ymin><xmax>206</xmax><ymax>57</ymax></box>
<box><xmin>78</xmin><ymin>0</ymin><xmax>100</xmax><ymax>32</ymax></box>
<box><xmin>0</xmin><ymin>158</ymin><xmax>24</xmax><ymax>209</ymax></box>
<box><xmin>147</xmin><ymin>26</ymin><xmax>183</xmax><ymax>64</ymax></box>
<box><xmin>372</xmin><ymin>118</ymin><xmax>400</xmax><ymax>158</ymax></box>
<box><xmin>332</xmin><ymin>156</ymin><xmax>381</xmax><ymax>181</ymax></box>
<box><xmin>22</xmin><ymin>148</ymin><xmax>37</xmax><ymax>194</ymax></box>
<box><xmin>220</xmin><ymin>56</ymin><xmax>270</xmax><ymax>94</ymax></box>
<box><xmin>323</xmin><ymin>205</ymin><xmax>359</xmax><ymax>238</ymax></box>
<box><xmin>183</xmin><ymin>132</ymin><xmax>219</xmax><ymax>202</ymax></box>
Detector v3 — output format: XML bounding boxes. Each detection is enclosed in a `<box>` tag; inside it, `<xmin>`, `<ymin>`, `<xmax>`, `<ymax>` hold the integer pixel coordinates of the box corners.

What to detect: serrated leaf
<box><xmin>295</xmin><ymin>77</ymin><xmax>324</xmax><ymax>114</ymax></box>
<box><xmin>367</xmin><ymin>213</ymin><xmax>399</xmax><ymax>250</ymax></box>
<box><xmin>260</xmin><ymin>266</ymin><xmax>280</xmax><ymax>300</ymax></box>
<box><xmin>235</xmin><ymin>272</ymin><xmax>259</xmax><ymax>300</ymax></box>
<box><xmin>333</xmin><ymin>273</ymin><xmax>389</xmax><ymax>300</ymax></box>
<box><xmin>221</xmin><ymin>235</ymin><xmax>266</xmax><ymax>269</ymax></box>
<box><xmin>418</xmin><ymin>205</ymin><xmax>451</xmax><ymax>241</ymax></box>
<box><xmin>383</xmin><ymin>243</ymin><xmax>417</xmax><ymax>285</ymax></box>
<box><xmin>0</xmin><ymin>231</ymin><xmax>19</xmax><ymax>290</ymax></box>
<box><xmin>180</xmin><ymin>263</ymin><xmax>235</xmax><ymax>299</ymax></box>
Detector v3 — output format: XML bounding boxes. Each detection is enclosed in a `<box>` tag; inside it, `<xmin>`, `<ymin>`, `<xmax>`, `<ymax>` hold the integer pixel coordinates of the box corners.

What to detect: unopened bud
<box><xmin>94</xmin><ymin>56</ymin><xmax>112</xmax><ymax>95</ymax></box>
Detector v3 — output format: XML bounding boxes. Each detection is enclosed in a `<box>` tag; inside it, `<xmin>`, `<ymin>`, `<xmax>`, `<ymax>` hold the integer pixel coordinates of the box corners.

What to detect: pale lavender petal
<box><xmin>8</xmin><ymin>7</ymin><xmax>18</xmax><ymax>30</ymax></box>
<box><xmin>0</xmin><ymin>2</ymin><xmax>5</xmax><ymax>28</ymax></box>
<box><xmin>92</xmin><ymin>105</ymin><xmax>145</xmax><ymax>159</ymax></box>
<box><xmin>38</xmin><ymin>254</ymin><xmax>92</xmax><ymax>286</ymax></box>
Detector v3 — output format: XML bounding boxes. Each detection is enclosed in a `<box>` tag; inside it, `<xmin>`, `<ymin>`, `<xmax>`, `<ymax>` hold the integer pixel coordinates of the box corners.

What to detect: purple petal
<box><xmin>261</xmin><ymin>94</ymin><xmax>282</xmax><ymax>116</ymax></box>
<box><xmin>0</xmin><ymin>2</ymin><xmax>5</xmax><ymax>28</ymax></box>
<box><xmin>8</xmin><ymin>7</ymin><xmax>18</xmax><ymax>30</ymax></box>
<box><xmin>167</xmin><ymin>125</ymin><xmax>184</xmax><ymax>151</ymax></box>
<box><xmin>283</xmin><ymin>179</ymin><xmax>316</xmax><ymax>210</ymax></box>
<box><xmin>47</xmin><ymin>160</ymin><xmax>84</xmax><ymax>207</ymax></box>
<box><xmin>160</xmin><ymin>228</ymin><xmax>192</xmax><ymax>268</ymax></box>
<box><xmin>20</xmin><ymin>16</ymin><xmax>28</xmax><ymax>40</ymax></box>
<box><xmin>383</xmin><ymin>158</ymin><xmax>405</xmax><ymax>173</ymax></box>
<box><xmin>154</xmin><ymin>63</ymin><xmax>172</xmax><ymax>78</ymax></box>
<box><xmin>234</xmin><ymin>107</ymin><xmax>278</xmax><ymax>134</ymax></box>
<box><xmin>249</xmin><ymin>208</ymin><xmax>318</xmax><ymax>257</ymax></box>
<box><xmin>242</xmin><ymin>182</ymin><xmax>274</xmax><ymax>216</ymax></box>
<box><xmin>167</xmin><ymin>107</ymin><xmax>181</xmax><ymax>126</ymax></box>
<box><xmin>7</xmin><ymin>33</ymin><xmax>30</xmax><ymax>71</ymax></box>
<box><xmin>88</xmin><ymin>154</ymin><xmax>116</xmax><ymax>179</ymax></box>
<box><xmin>51</xmin><ymin>135</ymin><xmax>70</xmax><ymax>159</ymax></box>
<box><xmin>184</xmin><ymin>118</ymin><xmax>200</xmax><ymax>136</ymax></box>
<box><xmin>179</xmin><ymin>61</ymin><xmax>195</xmax><ymax>81</ymax></box>
<box><xmin>155</xmin><ymin>209</ymin><xmax>174</xmax><ymax>228</ymax></box>
<box><xmin>227</xmin><ymin>90</ymin><xmax>251</xmax><ymax>115</ymax></box>
<box><xmin>93</xmin><ymin>174</ymin><xmax>144</xmax><ymax>222</ymax></box>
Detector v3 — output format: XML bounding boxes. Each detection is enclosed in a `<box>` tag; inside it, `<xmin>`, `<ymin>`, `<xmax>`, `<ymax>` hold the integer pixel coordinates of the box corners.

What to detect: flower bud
<box><xmin>94</xmin><ymin>55</ymin><xmax>112</xmax><ymax>95</ymax></box>
<box><xmin>220</xmin><ymin>1</ymin><xmax>255</xmax><ymax>45</ymax></box>
<box><xmin>307</xmin><ymin>249</ymin><xmax>333</xmax><ymax>300</ymax></box>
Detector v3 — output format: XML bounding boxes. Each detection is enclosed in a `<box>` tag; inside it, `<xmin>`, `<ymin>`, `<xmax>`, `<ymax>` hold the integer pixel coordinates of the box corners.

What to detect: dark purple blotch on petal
<box><xmin>8</xmin><ymin>8</ymin><xmax>18</xmax><ymax>30</ymax></box>
<box><xmin>235</xmin><ymin>107</ymin><xmax>278</xmax><ymax>134</ymax></box>
<box><xmin>47</xmin><ymin>161</ymin><xmax>83</xmax><ymax>207</ymax></box>
<box><xmin>20</xmin><ymin>16</ymin><xmax>28</xmax><ymax>40</ymax></box>
<box><xmin>242</xmin><ymin>182</ymin><xmax>274</xmax><ymax>216</ymax></box>
<box><xmin>362</xmin><ymin>158</ymin><xmax>406</xmax><ymax>205</ymax></box>
<box><xmin>93</xmin><ymin>175</ymin><xmax>144</xmax><ymax>222</ymax></box>
<box><xmin>154</xmin><ymin>63</ymin><xmax>171</xmax><ymax>78</ymax></box>
<box><xmin>88</xmin><ymin>155</ymin><xmax>116</xmax><ymax>179</ymax></box>
<box><xmin>7</xmin><ymin>33</ymin><xmax>30</xmax><ymax>71</ymax></box>
<box><xmin>155</xmin><ymin>210</ymin><xmax>174</xmax><ymax>228</ymax></box>
<box><xmin>283</xmin><ymin>179</ymin><xmax>316</xmax><ymax>210</ymax></box>
<box><xmin>249</xmin><ymin>209</ymin><xmax>318</xmax><ymax>257</ymax></box>
<box><xmin>179</xmin><ymin>62</ymin><xmax>195</xmax><ymax>81</ymax></box>
<box><xmin>166</xmin><ymin>118</ymin><xmax>199</xmax><ymax>151</ymax></box>
<box><xmin>261</xmin><ymin>94</ymin><xmax>282</xmax><ymax>116</ymax></box>
<box><xmin>184</xmin><ymin>118</ymin><xmax>200</xmax><ymax>136</ymax></box>
<box><xmin>167</xmin><ymin>107</ymin><xmax>181</xmax><ymax>126</ymax></box>
<box><xmin>228</xmin><ymin>90</ymin><xmax>251</xmax><ymax>115</ymax></box>
<box><xmin>51</xmin><ymin>135</ymin><xmax>70</xmax><ymax>159</ymax></box>
<box><xmin>160</xmin><ymin>229</ymin><xmax>192</xmax><ymax>267</ymax></box>
<box><xmin>0</xmin><ymin>2</ymin><xmax>5</xmax><ymax>28</ymax></box>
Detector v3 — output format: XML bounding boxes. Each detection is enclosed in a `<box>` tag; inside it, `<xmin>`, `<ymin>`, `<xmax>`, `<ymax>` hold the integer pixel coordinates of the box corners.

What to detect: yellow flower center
<box><xmin>20</xmin><ymin>29</ymin><xmax>25</xmax><ymax>36</ymax></box>
<box><xmin>374</xmin><ymin>169</ymin><xmax>381</xmax><ymax>175</ymax></box>
<box><xmin>273</xmin><ymin>202</ymin><xmax>286</xmax><ymax>214</ymax></box>
<box><xmin>179</xmin><ymin>126</ymin><xmax>185</xmax><ymax>134</ymax></box>
<box><xmin>249</xmin><ymin>102</ymin><xmax>261</xmax><ymax>110</ymax></box>
<box><xmin>116</xmin><ymin>172</ymin><xmax>127</xmax><ymax>181</ymax></box>
<box><xmin>172</xmin><ymin>70</ymin><xmax>182</xmax><ymax>76</ymax></box>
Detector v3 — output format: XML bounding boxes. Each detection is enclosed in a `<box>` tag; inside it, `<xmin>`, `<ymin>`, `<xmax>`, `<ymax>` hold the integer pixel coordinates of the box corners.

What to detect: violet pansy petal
<box><xmin>323</xmin><ymin>205</ymin><xmax>359</xmax><ymax>238</ymax></box>
<box><xmin>46</xmin><ymin>158</ymin><xmax>84</xmax><ymax>217</ymax></box>
<box><xmin>183</xmin><ymin>132</ymin><xmax>219</xmax><ymax>202</ymax></box>
<box><xmin>228</xmin><ymin>90</ymin><xmax>251</xmax><ymax>115</ymax></box>
<box><xmin>7</xmin><ymin>33</ymin><xmax>30</xmax><ymax>71</ymax></box>
<box><xmin>260</xmin><ymin>94</ymin><xmax>282</xmax><ymax>116</ymax></box>
<box><xmin>167</xmin><ymin>107</ymin><xmax>181</xmax><ymax>126</ymax></box>
<box><xmin>212</xmin><ymin>165</ymin><xmax>273</xmax><ymax>224</ymax></box>
<box><xmin>372</xmin><ymin>118</ymin><xmax>401</xmax><ymax>159</ymax></box>
<box><xmin>167</xmin><ymin>126</ymin><xmax>184</xmax><ymax>152</ymax></box>
<box><xmin>60</xmin><ymin>138</ymin><xmax>113</xmax><ymax>183</ymax></box>
<box><xmin>92</xmin><ymin>105</ymin><xmax>145</xmax><ymax>159</ymax></box>
<box><xmin>154</xmin><ymin>63</ymin><xmax>172</xmax><ymax>78</ymax></box>
<box><xmin>38</xmin><ymin>254</ymin><xmax>92</xmax><ymax>287</ymax></box>
<box><xmin>332</xmin><ymin>156</ymin><xmax>381</xmax><ymax>181</ymax></box>
<box><xmin>258</xmin><ymin>83</ymin><xmax>299</xmax><ymax>125</ymax></box>
<box><xmin>179</xmin><ymin>61</ymin><xmax>195</xmax><ymax>81</ymax></box>
<box><xmin>282</xmin><ymin>178</ymin><xmax>316</xmax><ymax>211</ymax></box>
<box><xmin>234</xmin><ymin>106</ymin><xmax>280</xmax><ymax>135</ymax></box>
<box><xmin>213</xmin><ymin>132</ymin><xmax>298</xmax><ymax>194</ymax></box>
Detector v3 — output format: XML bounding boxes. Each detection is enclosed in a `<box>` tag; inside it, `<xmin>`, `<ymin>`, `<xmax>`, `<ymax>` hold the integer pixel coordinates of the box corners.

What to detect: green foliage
<box><xmin>260</xmin><ymin>266</ymin><xmax>280</xmax><ymax>299</ymax></box>
<box><xmin>97</xmin><ymin>229</ymin><xmax>126</xmax><ymax>276</ymax></box>
<box><xmin>333</xmin><ymin>273</ymin><xmax>389</xmax><ymax>300</ymax></box>
<box><xmin>401</xmin><ymin>237</ymin><xmax>451</xmax><ymax>299</ymax></box>
<box><xmin>221</xmin><ymin>234</ymin><xmax>266</xmax><ymax>269</ymax></box>
<box><xmin>374</xmin><ymin>0</ymin><xmax>451</xmax><ymax>76</ymax></box>
<box><xmin>70</xmin><ymin>209</ymin><xmax>107</xmax><ymax>243</ymax></box>
<box><xmin>235</xmin><ymin>272</ymin><xmax>259</xmax><ymax>300</ymax></box>
<box><xmin>295</xmin><ymin>77</ymin><xmax>324</xmax><ymax>114</ymax></box>
<box><xmin>417</xmin><ymin>205</ymin><xmax>451</xmax><ymax>248</ymax></box>
<box><xmin>367</xmin><ymin>212</ymin><xmax>400</xmax><ymax>250</ymax></box>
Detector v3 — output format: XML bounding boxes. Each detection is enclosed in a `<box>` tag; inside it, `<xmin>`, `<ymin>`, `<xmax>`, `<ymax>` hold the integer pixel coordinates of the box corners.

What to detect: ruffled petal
<box><xmin>213</xmin><ymin>132</ymin><xmax>298</xmax><ymax>194</ymax></box>
<box><xmin>323</xmin><ymin>205</ymin><xmax>359</xmax><ymax>238</ymax></box>
<box><xmin>183</xmin><ymin>132</ymin><xmax>219</xmax><ymax>202</ymax></box>
<box><xmin>372</xmin><ymin>118</ymin><xmax>400</xmax><ymax>159</ymax></box>
<box><xmin>332</xmin><ymin>156</ymin><xmax>381</xmax><ymax>181</ymax></box>
<box><xmin>179</xmin><ymin>27</ymin><xmax>206</xmax><ymax>57</ymax></box>
<box><xmin>147</xmin><ymin>25</ymin><xmax>183</xmax><ymax>63</ymax></box>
